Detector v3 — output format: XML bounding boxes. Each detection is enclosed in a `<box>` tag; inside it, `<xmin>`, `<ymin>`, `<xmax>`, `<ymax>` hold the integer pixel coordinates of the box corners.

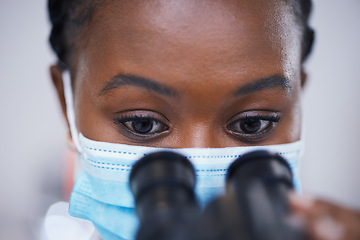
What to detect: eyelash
<box><xmin>240</xmin><ymin>114</ymin><xmax>280</xmax><ymax>123</ymax></box>
<box><xmin>115</xmin><ymin>114</ymin><xmax>157</xmax><ymax>124</ymax></box>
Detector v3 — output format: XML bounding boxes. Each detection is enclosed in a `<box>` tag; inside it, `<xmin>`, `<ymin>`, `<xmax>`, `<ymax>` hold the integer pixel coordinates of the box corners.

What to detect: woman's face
<box><xmin>53</xmin><ymin>0</ymin><xmax>305</xmax><ymax>148</ymax></box>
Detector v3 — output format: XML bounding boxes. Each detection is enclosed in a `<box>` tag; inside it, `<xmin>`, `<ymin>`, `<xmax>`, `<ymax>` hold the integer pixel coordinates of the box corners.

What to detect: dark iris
<box><xmin>240</xmin><ymin>119</ymin><xmax>262</xmax><ymax>134</ymax></box>
<box><xmin>131</xmin><ymin>119</ymin><xmax>153</xmax><ymax>133</ymax></box>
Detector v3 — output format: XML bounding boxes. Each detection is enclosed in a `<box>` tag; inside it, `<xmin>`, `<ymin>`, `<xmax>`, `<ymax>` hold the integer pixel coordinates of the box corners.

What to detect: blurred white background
<box><xmin>0</xmin><ymin>0</ymin><xmax>359</xmax><ymax>239</ymax></box>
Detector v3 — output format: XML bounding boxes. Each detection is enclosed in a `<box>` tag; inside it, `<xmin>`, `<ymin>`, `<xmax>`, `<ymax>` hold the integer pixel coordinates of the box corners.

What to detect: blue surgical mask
<box><xmin>63</xmin><ymin>72</ymin><xmax>304</xmax><ymax>240</ymax></box>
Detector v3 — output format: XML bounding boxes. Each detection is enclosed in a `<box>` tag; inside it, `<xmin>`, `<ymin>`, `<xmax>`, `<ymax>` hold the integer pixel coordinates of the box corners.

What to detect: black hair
<box><xmin>48</xmin><ymin>0</ymin><xmax>315</xmax><ymax>70</ymax></box>
<box><xmin>291</xmin><ymin>0</ymin><xmax>315</xmax><ymax>62</ymax></box>
<box><xmin>48</xmin><ymin>0</ymin><xmax>105</xmax><ymax>69</ymax></box>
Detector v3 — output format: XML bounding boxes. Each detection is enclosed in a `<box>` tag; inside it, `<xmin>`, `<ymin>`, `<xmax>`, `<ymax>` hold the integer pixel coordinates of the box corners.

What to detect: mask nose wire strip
<box><xmin>63</xmin><ymin>71</ymin><xmax>82</xmax><ymax>153</ymax></box>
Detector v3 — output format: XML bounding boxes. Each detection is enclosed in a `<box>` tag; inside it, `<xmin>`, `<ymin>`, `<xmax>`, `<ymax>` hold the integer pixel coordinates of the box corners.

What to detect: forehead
<box><xmin>74</xmin><ymin>0</ymin><xmax>301</xmax><ymax>88</ymax></box>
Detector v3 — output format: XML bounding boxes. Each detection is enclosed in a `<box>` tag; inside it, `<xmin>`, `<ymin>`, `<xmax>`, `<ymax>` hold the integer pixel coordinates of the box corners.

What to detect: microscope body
<box><xmin>130</xmin><ymin>151</ymin><xmax>306</xmax><ymax>240</ymax></box>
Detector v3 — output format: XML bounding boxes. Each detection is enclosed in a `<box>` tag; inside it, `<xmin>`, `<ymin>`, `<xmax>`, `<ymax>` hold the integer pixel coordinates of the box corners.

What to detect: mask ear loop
<box><xmin>63</xmin><ymin>71</ymin><xmax>82</xmax><ymax>153</ymax></box>
<box><xmin>293</xmin><ymin>111</ymin><xmax>306</xmax><ymax>193</ymax></box>
<box><xmin>299</xmin><ymin>111</ymin><xmax>306</xmax><ymax>158</ymax></box>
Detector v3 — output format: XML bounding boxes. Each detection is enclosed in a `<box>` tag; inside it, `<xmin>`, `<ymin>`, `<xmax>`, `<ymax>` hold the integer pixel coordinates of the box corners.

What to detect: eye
<box><xmin>227</xmin><ymin>113</ymin><xmax>280</xmax><ymax>141</ymax></box>
<box><xmin>234</xmin><ymin>118</ymin><xmax>269</xmax><ymax>134</ymax></box>
<box><xmin>123</xmin><ymin>118</ymin><xmax>167</xmax><ymax>134</ymax></box>
<box><xmin>114</xmin><ymin>111</ymin><xmax>169</xmax><ymax>138</ymax></box>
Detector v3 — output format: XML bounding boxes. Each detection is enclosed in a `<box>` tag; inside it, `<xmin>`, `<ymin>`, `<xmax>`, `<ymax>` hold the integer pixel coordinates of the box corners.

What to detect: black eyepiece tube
<box><xmin>129</xmin><ymin>151</ymin><xmax>200</xmax><ymax>240</ymax></box>
<box><xmin>226</xmin><ymin>150</ymin><xmax>300</xmax><ymax>240</ymax></box>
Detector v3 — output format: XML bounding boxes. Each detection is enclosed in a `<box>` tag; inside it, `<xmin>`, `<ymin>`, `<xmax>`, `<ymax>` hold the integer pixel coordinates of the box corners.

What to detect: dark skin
<box><xmin>50</xmin><ymin>0</ymin><xmax>360</xmax><ymax>239</ymax></box>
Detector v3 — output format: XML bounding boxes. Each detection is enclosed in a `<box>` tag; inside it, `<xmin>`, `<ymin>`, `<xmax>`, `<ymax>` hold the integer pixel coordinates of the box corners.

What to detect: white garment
<box><xmin>41</xmin><ymin>201</ymin><xmax>101</xmax><ymax>240</ymax></box>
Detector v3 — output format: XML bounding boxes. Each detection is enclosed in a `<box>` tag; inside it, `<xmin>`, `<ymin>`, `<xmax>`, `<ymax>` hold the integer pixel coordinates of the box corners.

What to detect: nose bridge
<box><xmin>177</xmin><ymin>122</ymin><xmax>223</xmax><ymax>148</ymax></box>
<box><xmin>174</xmin><ymin>85</ymin><xmax>230</xmax><ymax>148</ymax></box>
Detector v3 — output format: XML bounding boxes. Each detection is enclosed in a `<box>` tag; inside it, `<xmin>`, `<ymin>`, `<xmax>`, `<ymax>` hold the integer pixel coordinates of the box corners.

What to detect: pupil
<box><xmin>240</xmin><ymin>119</ymin><xmax>261</xmax><ymax>133</ymax></box>
<box><xmin>132</xmin><ymin>120</ymin><xmax>153</xmax><ymax>133</ymax></box>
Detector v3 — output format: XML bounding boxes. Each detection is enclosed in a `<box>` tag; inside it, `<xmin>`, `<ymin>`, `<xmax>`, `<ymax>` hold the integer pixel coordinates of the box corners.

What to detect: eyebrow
<box><xmin>233</xmin><ymin>75</ymin><xmax>292</xmax><ymax>96</ymax></box>
<box><xmin>99</xmin><ymin>74</ymin><xmax>179</xmax><ymax>97</ymax></box>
